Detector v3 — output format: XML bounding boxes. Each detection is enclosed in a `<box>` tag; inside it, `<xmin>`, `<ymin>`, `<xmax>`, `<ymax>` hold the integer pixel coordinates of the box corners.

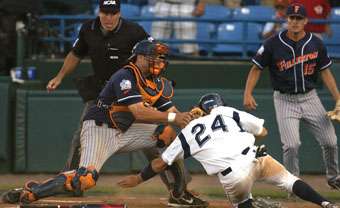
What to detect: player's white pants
<box><xmin>79</xmin><ymin>120</ymin><xmax>157</xmax><ymax>171</ymax></box>
<box><xmin>217</xmin><ymin>155</ymin><xmax>298</xmax><ymax>207</ymax></box>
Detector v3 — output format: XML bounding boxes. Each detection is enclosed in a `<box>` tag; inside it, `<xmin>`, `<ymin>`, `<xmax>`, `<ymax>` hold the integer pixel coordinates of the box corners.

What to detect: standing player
<box><xmin>243</xmin><ymin>3</ymin><xmax>340</xmax><ymax>189</ymax></box>
<box><xmin>1</xmin><ymin>40</ymin><xmax>207</xmax><ymax>207</ymax></box>
<box><xmin>118</xmin><ymin>93</ymin><xmax>338</xmax><ymax>208</ymax></box>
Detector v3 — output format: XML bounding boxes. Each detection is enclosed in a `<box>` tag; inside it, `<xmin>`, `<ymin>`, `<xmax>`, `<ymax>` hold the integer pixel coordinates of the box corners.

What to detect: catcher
<box><xmin>1</xmin><ymin>40</ymin><xmax>208</xmax><ymax>207</ymax></box>
<box><xmin>118</xmin><ymin>93</ymin><xmax>338</xmax><ymax>208</ymax></box>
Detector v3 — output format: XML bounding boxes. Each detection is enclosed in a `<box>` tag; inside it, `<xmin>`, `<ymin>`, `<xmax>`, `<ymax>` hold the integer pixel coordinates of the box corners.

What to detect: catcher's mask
<box><xmin>198</xmin><ymin>93</ymin><xmax>225</xmax><ymax>114</ymax></box>
<box><xmin>130</xmin><ymin>40</ymin><xmax>169</xmax><ymax>76</ymax></box>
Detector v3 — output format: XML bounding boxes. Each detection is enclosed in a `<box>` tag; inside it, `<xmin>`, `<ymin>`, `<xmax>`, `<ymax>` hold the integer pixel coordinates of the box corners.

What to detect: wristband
<box><xmin>167</xmin><ymin>112</ymin><xmax>176</xmax><ymax>123</ymax></box>
<box><xmin>140</xmin><ymin>164</ymin><xmax>157</xmax><ymax>181</ymax></box>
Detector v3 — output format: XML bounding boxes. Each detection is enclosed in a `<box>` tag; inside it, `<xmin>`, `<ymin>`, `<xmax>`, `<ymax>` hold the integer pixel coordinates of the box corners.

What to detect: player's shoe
<box><xmin>253</xmin><ymin>197</ymin><xmax>283</xmax><ymax>208</ymax></box>
<box><xmin>322</xmin><ymin>202</ymin><xmax>339</xmax><ymax>208</ymax></box>
<box><xmin>167</xmin><ymin>190</ymin><xmax>209</xmax><ymax>207</ymax></box>
<box><xmin>1</xmin><ymin>188</ymin><xmax>24</xmax><ymax>203</ymax></box>
<box><xmin>328</xmin><ymin>176</ymin><xmax>340</xmax><ymax>190</ymax></box>
<box><xmin>1</xmin><ymin>181</ymin><xmax>39</xmax><ymax>204</ymax></box>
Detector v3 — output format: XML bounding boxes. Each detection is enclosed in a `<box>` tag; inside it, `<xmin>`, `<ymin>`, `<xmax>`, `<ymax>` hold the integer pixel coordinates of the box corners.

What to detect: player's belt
<box><xmin>220</xmin><ymin>146</ymin><xmax>255</xmax><ymax>176</ymax></box>
<box><xmin>94</xmin><ymin>120</ymin><xmax>116</xmax><ymax>129</ymax></box>
<box><xmin>221</xmin><ymin>167</ymin><xmax>232</xmax><ymax>176</ymax></box>
<box><xmin>277</xmin><ymin>88</ymin><xmax>313</xmax><ymax>95</ymax></box>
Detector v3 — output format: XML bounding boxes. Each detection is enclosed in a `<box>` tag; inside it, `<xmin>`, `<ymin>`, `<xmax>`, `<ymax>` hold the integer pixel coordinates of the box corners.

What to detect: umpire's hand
<box><xmin>243</xmin><ymin>93</ymin><xmax>258</xmax><ymax>111</ymax></box>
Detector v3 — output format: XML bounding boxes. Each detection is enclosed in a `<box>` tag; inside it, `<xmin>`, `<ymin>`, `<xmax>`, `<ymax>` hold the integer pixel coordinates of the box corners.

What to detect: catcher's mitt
<box><xmin>326</xmin><ymin>99</ymin><xmax>340</xmax><ymax>123</ymax></box>
<box><xmin>153</xmin><ymin>125</ymin><xmax>177</xmax><ymax>148</ymax></box>
<box><xmin>190</xmin><ymin>107</ymin><xmax>205</xmax><ymax>119</ymax></box>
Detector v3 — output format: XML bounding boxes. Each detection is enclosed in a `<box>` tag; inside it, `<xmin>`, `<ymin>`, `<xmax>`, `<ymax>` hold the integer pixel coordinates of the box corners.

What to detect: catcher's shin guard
<box><xmin>21</xmin><ymin>166</ymin><xmax>99</xmax><ymax>203</ymax></box>
<box><xmin>23</xmin><ymin>174</ymin><xmax>69</xmax><ymax>202</ymax></box>
<box><xmin>167</xmin><ymin>161</ymin><xmax>186</xmax><ymax>198</ymax></box>
<box><xmin>70</xmin><ymin>166</ymin><xmax>99</xmax><ymax>195</ymax></box>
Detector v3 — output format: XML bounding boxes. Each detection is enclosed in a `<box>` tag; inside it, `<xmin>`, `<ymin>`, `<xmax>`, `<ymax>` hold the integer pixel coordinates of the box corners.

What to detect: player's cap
<box><xmin>286</xmin><ymin>3</ymin><xmax>306</xmax><ymax>18</ymax></box>
<box><xmin>99</xmin><ymin>0</ymin><xmax>120</xmax><ymax>14</ymax></box>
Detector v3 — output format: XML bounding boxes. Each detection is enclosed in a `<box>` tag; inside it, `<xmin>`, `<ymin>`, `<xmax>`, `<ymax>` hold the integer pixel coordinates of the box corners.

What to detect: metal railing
<box><xmin>38</xmin><ymin>15</ymin><xmax>340</xmax><ymax>59</ymax></box>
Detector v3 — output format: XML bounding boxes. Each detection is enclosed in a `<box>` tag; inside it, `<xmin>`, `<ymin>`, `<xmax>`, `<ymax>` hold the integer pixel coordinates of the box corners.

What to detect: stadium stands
<box><xmin>213</xmin><ymin>23</ymin><xmax>243</xmax><ymax>55</ymax></box>
<box><xmin>323</xmin><ymin>23</ymin><xmax>340</xmax><ymax>58</ymax></box>
<box><xmin>138</xmin><ymin>5</ymin><xmax>155</xmax><ymax>34</ymax></box>
<box><xmin>38</xmin><ymin>4</ymin><xmax>340</xmax><ymax>59</ymax></box>
<box><xmin>232</xmin><ymin>5</ymin><xmax>274</xmax><ymax>20</ymax></box>
<box><xmin>197</xmin><ymin>5</ymin><xmax>231</xmax><ymax>54</ymax></box>
<box><xmin>331</xmin><ymin>7</ymin><xmax>340</xmax><ymax>19</ymax></box>
<box><xmin>323</xmin><ymin>7</ymin><xmax>340</xmax><ymax>58</ymax></box>
<box><xmin>121</xmin><ymin>4</ymin><xmax>140</xmax><ymax>18</ymax></box>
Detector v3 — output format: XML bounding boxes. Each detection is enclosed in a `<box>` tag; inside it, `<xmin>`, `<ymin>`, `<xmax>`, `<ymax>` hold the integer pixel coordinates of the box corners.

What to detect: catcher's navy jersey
<box><xmin>83</xmin><ymin>67</ymin><xmax>173</xmax><ymax>124</ymax></box>
<box><xmin>252</xmin><ymin>30</ymin><xmax>332</xmax><ymax>94</ymax></box>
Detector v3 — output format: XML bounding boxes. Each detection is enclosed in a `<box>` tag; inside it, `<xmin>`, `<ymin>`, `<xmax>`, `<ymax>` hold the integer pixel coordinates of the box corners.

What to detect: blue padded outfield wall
<box><xmin>1</xmin><ymin>60</ymin><xmax>340</xmax><ymax>173</ymax></box>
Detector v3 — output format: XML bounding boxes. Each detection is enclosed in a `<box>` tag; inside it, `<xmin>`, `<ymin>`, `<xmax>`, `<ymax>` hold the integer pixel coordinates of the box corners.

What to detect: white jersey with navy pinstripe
<box><xmin>161</xmin><ymin>106</ymin><xmax>264</xmax><ymax>175</ymax></box>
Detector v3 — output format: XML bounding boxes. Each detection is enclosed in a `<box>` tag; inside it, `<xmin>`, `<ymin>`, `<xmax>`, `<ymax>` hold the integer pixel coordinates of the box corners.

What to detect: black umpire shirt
<box><xmin>72</xmin><ymin>16</ymin><xmax>150</xmax><ymax>85</ymax></box>
<box><xmin>252</xmin><ymin>30</ymin><xmax>332</xmax><ymax>94</ymax></box>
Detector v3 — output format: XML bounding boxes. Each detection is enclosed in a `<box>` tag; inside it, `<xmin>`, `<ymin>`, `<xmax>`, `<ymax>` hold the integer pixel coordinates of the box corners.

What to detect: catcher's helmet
<box><xmin>198</xmin><ymin>93</ymin><xmax>225</xmax><ymax>113</ymax></box>
<box><xmin>130</xmin><ymin>40</ymin><xmax>169</xmax><ymax>76</ymax></box>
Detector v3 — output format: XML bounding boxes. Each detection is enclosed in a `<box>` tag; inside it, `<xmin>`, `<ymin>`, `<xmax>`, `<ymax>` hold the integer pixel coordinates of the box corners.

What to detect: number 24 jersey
<box><xmin>162</xmin><ymin>106</ymin><xmax>264</xmax><ymax>175</ymax></box>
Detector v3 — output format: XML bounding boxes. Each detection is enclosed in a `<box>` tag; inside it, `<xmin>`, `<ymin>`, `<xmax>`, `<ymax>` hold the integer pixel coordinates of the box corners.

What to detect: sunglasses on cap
<box><xmin>275</xmin><ymin>5</ymin><xmax>286</xmax><ymax>10</ymax></box>
<box><xmin>288</xmin><ymin>15</ymin><xmax>304</xmax><ymax>20</ymax></box>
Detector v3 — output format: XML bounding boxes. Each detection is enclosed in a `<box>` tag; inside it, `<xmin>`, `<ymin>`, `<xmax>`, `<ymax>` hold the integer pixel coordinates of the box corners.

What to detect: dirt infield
<box><xmin>0</xmin><ymin>174</ymin><xmax>339</xmax><ymax>208</ymax></box>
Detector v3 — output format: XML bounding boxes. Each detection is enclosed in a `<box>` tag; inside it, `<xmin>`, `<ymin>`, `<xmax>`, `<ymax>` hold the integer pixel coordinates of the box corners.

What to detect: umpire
<box><xmin>244</xmin><ymin>3</ymin><xmax>340</xmax><ymax>190</ymax></box>
<box><xmin>46</xmin><ymin>0</ymin><xmax>199</xmax><ymax>205</ymax></box>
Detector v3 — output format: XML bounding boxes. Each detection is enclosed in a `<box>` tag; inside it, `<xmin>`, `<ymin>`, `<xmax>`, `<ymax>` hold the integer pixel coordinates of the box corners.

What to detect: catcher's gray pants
<box><xmin>79</xmin><ymin>120</ymin><xmax>158</xmax><ymax>170</ymax></box>
<box><xmin>273</xmin><ymin>89</ymin><xmax>339</xmax><ymax>180</ymax></box>
<box><xmin>64</xmin><ymin>100</ymin><xmax>96</xmax><ymax>171</ymax></box>
<box><xmin>64</xmin><ymin>102</ymin><xmax>191</xmax><ymax>189</ymax></box>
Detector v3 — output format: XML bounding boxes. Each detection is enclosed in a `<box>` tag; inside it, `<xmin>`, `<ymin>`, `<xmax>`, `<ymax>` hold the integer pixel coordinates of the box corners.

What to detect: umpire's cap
<box><xmin>198</xmin><ymin>93</ymin><xmax>225</xmax><ymax>114</ymax></box>
<box><xmin>99</xmin><ymin>0</ymin><xmax>120</xmax><ymax>14</ymax></box>
<box><xmin>286</xmin><ymin>3</ymin><xmax>306</xmax><ymax>18</ymax></box>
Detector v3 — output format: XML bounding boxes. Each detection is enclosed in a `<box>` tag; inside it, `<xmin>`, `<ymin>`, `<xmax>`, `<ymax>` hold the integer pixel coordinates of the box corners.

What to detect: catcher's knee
<box><xmin>64</xmin><ymin>166</ymin><xmax>99</xmax><ymax>192</ymax></box>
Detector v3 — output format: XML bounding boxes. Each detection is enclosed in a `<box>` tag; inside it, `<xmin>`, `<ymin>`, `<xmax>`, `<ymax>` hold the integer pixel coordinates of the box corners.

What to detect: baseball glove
<box><xmin>153</xmin><ymin>125</ymin><xmax>177</xmax><ymax>148</ymax></box>
<box><xmin>190</xmin><ymin>107</ymin><xmax>205</xmax><ymax>119</ymax></box>
<box><xmin>326</xmin><ymin>99</ymin><xmax>340</xmax><ymax>123</ymax></box>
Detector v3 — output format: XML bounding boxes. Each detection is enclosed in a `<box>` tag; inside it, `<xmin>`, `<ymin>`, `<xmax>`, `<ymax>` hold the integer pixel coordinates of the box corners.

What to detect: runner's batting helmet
<box><xmin>198</xmin><ymin>93</ymin><xmax>225</xmax><ymax>113</ymax></box>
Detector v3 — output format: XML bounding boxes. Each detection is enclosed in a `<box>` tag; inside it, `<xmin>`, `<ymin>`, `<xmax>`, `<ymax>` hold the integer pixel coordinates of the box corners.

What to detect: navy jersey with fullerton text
<box><xmin>83</xmin><ymin>66</ymin><xmax>174</xmax><ymax>124</ymax></box>
<box><xmin>252</xmin><ymin>30</ymin><xmax>332</xmax><ymax>93</ymax></box>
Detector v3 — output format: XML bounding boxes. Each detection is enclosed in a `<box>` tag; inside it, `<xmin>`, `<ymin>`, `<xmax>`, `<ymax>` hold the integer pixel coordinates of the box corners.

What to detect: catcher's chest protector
<box><xmin>126</xmin><ymin>63</ymin><xmax>174</xmax><ymax>106</ymax></box>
